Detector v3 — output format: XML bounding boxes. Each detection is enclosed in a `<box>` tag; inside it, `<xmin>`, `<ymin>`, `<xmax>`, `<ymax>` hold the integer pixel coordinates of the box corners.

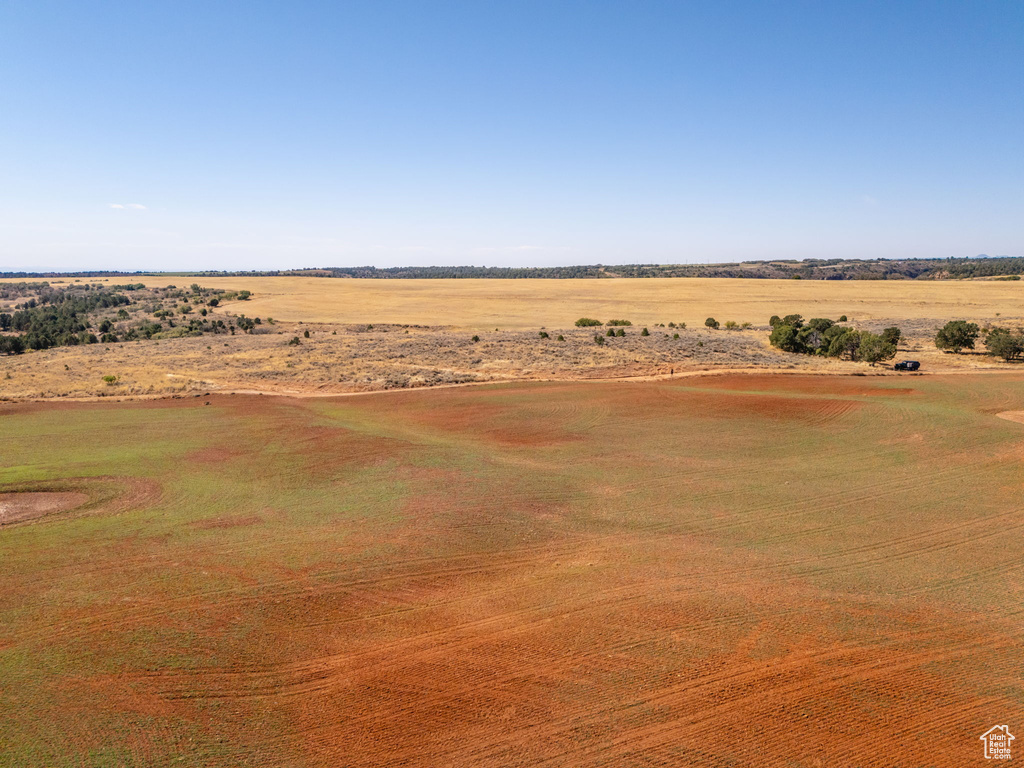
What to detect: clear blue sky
<box><xmin>1</xmin><ymin>1</ymin><xmax>1022</xmax><ymax>271</ymax></box>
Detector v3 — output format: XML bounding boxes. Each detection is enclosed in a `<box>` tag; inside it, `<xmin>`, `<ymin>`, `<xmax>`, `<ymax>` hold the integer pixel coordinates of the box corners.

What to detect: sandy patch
<box><xmin>0</xmin><ymin>492</ymin><xmax>89</xmax><ymax>525</ymax></box>
<box><xmin>996</xmin><ymin>411</ymin><xmax>1024</xmax><ymax>425</ymax></box>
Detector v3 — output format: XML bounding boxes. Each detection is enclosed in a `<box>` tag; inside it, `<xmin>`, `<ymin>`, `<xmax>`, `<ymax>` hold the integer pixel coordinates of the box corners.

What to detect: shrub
<box><xmin>724</xmin><ymin>320</ymin><xmax>738</xmax><ymax>330</ymax></box>
<box><xmin>668</xmin><ymin>322</ymin><xmax>676</xmax><ymax>328</ymax></box>
<box><xmin>557</xmin><ymin>334</ymin><xmax>564</xmax><ymax>341</ymax></box>
<box><xmin>594</xmin><ymin>334</ymin><xmax>605</xmax><ymax>345</ymax></box>
<box><xmin>303</xmin><ymin>329</ymin><xmax>310</xmax><ymax>338</ymax></box>
<box><xmin>539</xmin><ymin>331</ymin><xmax>550</xmax><ymax>338</ymax></box>
<box><xmin>677</xmin><ymin>322</ymin><xmax>686</xmax><ymax>330</ymax></box>
<box><xmin>288</xmin><ymin>336</ymin><xmax>300</xmax><ymax>345</ymax></box>
<box><xmin>768</xmin><ymin>315</ymin><xmax>782</xmax><ymax>327</ymax></box>
<box><xmin>606</xmin><ymin>319</ymin><xmax>632</xmax><ymax>326</ymax></box>
<box><xmin>576</xmin><ymin>317</ymin><xmax>602</xmax><ymax>327</ymax></box>
<box><xmin>838</xmin><ymin>315</ymin><xmax>847</xmax><ymax>322</ymax></box>
<box><xmin>935</xmin><ymin>320</ymin><xmax>980</xmax><ymax>353</ymax></box>
<box><xmin>705</xmin><ymin>318</ymin><xmax>719</xmax><ymax>329</ymax></box>
<box><xmin>607</xmin><ymin>328</ymin><xmax>615</xmax><ymax>337</ymax></box>
<box><xmin>641</xmin><ymin>327</ymin><xmax>650</xmax><ymax>336</ymax></box>
<box><xmin>472</xmin><ymin>335</ymin><xmax>480</xmax><ymax>342</ymax></box>
<box><xmin>102</xmin><ymin>375</ymin><xmax>118</xmax><ymax>385</ymax></box>
<box><xmin>673</xmin><ymin>333</ymin><xmax>680</xmax><ymax>339</ymax></box>
<box><xmin>615</xmin><ymin>328</ymin><xmax>625</xmax><ymax>337</ymax></box>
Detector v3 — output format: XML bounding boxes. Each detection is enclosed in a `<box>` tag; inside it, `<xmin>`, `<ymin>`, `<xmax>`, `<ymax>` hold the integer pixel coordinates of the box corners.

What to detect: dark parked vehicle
<box><xmin>893</xmin><ymin>360</ymin><xmax>920</xmax><ymax>371</ymax></box>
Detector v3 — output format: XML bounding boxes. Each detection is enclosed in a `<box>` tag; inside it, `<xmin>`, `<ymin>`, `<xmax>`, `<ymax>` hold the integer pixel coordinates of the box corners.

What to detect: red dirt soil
<box><xmin>4</xmin><ymin>376</ymin><xmax>1021</xmax><ymax>767</ymax></box>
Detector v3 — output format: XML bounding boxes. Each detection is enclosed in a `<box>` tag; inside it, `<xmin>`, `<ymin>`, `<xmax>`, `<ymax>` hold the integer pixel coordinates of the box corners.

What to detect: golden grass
<box><xmin>60</xmin><ymin>275</ymin><xmax>1024</xmax><ymax>329</ymax></box>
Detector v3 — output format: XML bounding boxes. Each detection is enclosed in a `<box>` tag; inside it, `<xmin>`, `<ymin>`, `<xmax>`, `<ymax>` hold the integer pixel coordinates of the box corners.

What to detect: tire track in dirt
<box><xmin>515</xmin><ymin>624</ymin><xmax>1019</xmax><ymax>768</ymax></box>
<box><xmin>126</xmin><ymin>503</ymin><xmax>1024</xmax><ymax>708</ymax></box>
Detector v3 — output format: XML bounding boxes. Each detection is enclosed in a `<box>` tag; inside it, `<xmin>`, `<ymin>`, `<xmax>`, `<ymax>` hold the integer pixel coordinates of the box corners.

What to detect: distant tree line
<box><xmin>4</xmin><ymin>256</ymin><xmax>1023</xmax><ymax>281</ymax></box>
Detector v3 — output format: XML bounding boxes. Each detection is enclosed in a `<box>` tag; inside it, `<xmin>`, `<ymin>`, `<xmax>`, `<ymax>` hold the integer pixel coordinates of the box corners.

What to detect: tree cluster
<box><xmin>0</xmin><ymin>282</ymin><xmax>259</xmax><ymax>355</ymax></box>
<box><xmin>768</xmin><ymin>314</ymin><xmax>900</xmax><ymax>364</ymax></box>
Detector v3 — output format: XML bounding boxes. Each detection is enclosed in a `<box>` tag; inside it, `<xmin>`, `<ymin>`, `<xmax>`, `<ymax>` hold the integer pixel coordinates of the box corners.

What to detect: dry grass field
<box><xmin>2</xmin><ymin>374</ymin><xmax>1023</xmax><ymax>766</ymax></box>
<box><xmin>4</xmin><ymin>276</ymin><xmax>1020</xmax><ymax>400</ymax></box>
<box><xmin>52</xmin><ymin>275</ymin><xmax>1024</xmax><ymax>329</ymax></box>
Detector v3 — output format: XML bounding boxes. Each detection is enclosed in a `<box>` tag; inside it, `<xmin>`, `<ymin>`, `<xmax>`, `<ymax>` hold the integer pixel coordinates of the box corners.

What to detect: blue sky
<box><xmin>1</xmin><ymin>0</ymin><xmax>1022</xmax><ymax>271</ymax></box>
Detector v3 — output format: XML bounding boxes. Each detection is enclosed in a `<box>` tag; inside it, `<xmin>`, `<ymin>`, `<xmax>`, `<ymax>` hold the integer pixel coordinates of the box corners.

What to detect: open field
<box><xmin>3</xmin><ymin>277</ymin><xmax>1022</xmax><ymax>400</ymax></box>
<box><xmin>43</xmin><ymin>275</ymin><xmax>1024</xmax><ymax>329</ymax></box>
<box><xmin>2</xmin><ymin>374</ymin><xmax>1023</xmax><ymax>766</ymax></box>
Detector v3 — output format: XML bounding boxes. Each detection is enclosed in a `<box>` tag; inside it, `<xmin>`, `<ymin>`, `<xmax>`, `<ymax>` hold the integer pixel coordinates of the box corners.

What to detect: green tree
<box><xmin>856</xmin><ymin>331</ymin><xmax>897</xmax><ymax>365</ymax></box>
<box><xmin>781</xmin><ymin>314</ymin><xmax>804</xmax><ymax>329</ymax></box>
<box><xmin>769</xmin><ymin>324</ymin><xmax>803</xmax><ymax>353</ymax></box>
<box><xmin>935</xmin><ymin>320</ymin><xmax>979</xmax><ymax>353</ymax></box>
<box><xmin>880</xmin><ymin>326</ymin><xmax>902</xmax><ymax>347</ymax></box>
<box><xmin>985</xmin><ymin>327</ymin><xmax>1024</xmax><ymax>361</ymax></box>
<box><xmin>827</xmin><ymin>329</ymin><xmax>862</xmax><ymax>360</ymax></box>
<box><xmin>704</xmin><ymin>317</ymin><xmax>719</xmax><ymax>329</ymax></box>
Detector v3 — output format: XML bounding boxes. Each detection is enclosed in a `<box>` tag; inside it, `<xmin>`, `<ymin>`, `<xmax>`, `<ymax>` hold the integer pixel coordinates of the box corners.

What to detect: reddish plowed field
<box><xmin>2</xmin><ymin>374</ymin><xmax>1022</xmax><ymax>766</ymax></box>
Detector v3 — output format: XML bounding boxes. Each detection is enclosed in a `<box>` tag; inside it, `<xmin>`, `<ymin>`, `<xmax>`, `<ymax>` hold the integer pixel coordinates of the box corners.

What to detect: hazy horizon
<box><xmin>2</xmin><ymin>1</ymin><xmax>1022</xmax><ymax>272</ymax></box>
